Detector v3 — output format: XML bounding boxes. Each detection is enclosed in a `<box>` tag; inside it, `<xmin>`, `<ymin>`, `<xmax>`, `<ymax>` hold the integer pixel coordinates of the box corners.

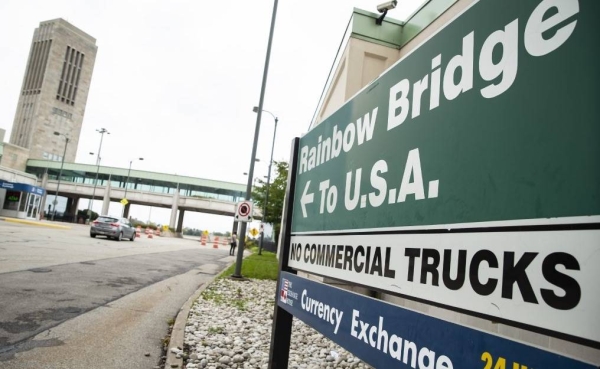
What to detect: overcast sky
<box><xmin>0</xmin><ymin>0</ymin><xmax>423</xmax><ymax>233</ymax></box>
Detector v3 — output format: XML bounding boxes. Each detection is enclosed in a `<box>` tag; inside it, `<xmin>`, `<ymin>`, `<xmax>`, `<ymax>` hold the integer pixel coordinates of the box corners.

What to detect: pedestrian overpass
<box><xmin>25</xmin><ymin>159</ymin><xmax>257</xmax><ymax>232</ymax></box>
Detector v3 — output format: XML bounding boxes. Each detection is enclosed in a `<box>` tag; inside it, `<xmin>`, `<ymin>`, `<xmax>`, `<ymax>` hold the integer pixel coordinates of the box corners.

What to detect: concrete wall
<box><xmin>0</xmin><ymin>165</ymin><xmax>38</xmax><ymax>185</ymax></box>
<box><xmin>316</xmin><ymin>39</ymin><xmax>400</xmax><ymax>125</ymax></box>
<box><xmin>0</xmin><ymin>144</ymin><xmax>31</xmax><ymax>172</ymax></box>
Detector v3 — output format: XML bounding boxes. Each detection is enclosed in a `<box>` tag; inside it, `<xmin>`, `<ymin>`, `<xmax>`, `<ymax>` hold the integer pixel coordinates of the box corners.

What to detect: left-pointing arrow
<box><xmin>300</xmin><ymin>181</ymin><xmax>314</xmax><ymax>218</ymax></box>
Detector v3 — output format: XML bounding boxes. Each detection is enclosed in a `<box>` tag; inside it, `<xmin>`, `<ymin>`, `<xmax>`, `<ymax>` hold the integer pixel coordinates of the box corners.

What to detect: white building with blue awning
<box><xmin>0</xmin><ymin>178</ymin><xmax>46</xmax><ymax>220</ymax></box>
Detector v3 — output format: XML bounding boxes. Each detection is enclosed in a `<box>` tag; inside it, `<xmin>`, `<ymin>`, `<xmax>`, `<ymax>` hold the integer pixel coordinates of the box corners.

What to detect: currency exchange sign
<box><xmin>277</xmin><ymin>272</ymin><xmax>597</xmax><ymax>369</ymax></box>
<box><xmin>288</xmin><ymin>0</ymin><xmax>600</xmax><ymax>346</ymax></box>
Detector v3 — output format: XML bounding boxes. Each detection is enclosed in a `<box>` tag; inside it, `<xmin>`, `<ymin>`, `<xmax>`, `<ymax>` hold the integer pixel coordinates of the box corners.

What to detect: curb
<box><xmin>165</xmin><ymin>263</ymin><xmax>233</xmax><ymax>369</ymax></box>
<box><xmin>0</xmin><ymin>217</ymin><xmax>71</xmax><ymax>229</ymax></box>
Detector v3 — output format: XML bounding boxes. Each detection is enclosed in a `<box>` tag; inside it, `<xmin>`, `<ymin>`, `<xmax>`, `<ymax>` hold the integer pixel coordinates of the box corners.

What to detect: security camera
<box><xmin>377</xmin><ymin>0</ymin><xmax>397</xmax><ymax>13</ymax></box>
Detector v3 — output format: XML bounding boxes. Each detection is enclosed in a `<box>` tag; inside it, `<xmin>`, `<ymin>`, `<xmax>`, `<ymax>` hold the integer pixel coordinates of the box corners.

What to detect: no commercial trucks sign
<box><xmin>288</xmin><ymin>0</ymin><xmax>600</xmax><ymax>346</ymax></box>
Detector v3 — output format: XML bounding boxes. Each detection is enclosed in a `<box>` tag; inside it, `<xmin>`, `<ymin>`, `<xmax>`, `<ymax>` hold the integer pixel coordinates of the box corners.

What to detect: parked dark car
<box><xmin>90</xmin><ymin>216</ymin><xmax>136</xmax><ymax>241</ymax></box>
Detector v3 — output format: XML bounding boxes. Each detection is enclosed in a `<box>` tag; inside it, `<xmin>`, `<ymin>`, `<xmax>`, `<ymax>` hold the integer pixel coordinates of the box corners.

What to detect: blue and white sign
<box><xmin>278</xmin><ymin>272</ymin><xmax>597</xmax><ymax>369</ymax></box>
<box><xmin>0</xmin><ymin>180</ymin><xmax>45</xmax><ymax>196</ymax></box>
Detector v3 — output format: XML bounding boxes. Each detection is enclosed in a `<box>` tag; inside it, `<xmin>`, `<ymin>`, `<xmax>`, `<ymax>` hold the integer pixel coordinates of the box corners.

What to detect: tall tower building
<box><xmin>9</xmin><ymin>18</ymin><xmax>97</xmax><ymax>162</ymax></box>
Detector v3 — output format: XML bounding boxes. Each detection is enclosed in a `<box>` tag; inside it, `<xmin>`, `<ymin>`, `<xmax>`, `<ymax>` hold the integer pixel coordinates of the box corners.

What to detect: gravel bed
<box><xmin>181</xmin><ymin>278</ymin><xmax>372</xmax><ymax>369</ymax></box>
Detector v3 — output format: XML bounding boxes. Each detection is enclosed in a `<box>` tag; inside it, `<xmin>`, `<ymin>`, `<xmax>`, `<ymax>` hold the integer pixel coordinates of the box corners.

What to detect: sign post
<box><xmin>268</xmin><ymin>138</ymin><xmax>299</xmax><ymax>369</ymax></box>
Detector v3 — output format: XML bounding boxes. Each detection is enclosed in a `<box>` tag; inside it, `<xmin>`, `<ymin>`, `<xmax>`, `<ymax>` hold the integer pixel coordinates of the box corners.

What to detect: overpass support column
<box><xmin>66</xmin><ymin>197</ymin><xmax>79</xmax><ymax>223</ymax></box>
<box><xmin>101</xmin><ymin>178</ymin><xmax>111</xmax><ymax>216</ymax></box>
<box><xmin>176</xmin><ymin>209</ymin><xmax>185</xmax><ymax>234</ymax></box>
<box><xmin>74</xmin><ymin>197</ymin><xmax>81</xmax><ymax>222</ymax></box>
<box><xmin>169</xmin><ymin>189</ymin><xmax>180</xmax><ymax>230</ymax></box>
<box><xmin>123</xmin><ymin>203</ymin><xmax>131</xmax><ymax>219</ymax></box>
<box><xmin>232</xmin><ymin>221</ymin><xmax>239</xmax><ymax>235</ymax></box>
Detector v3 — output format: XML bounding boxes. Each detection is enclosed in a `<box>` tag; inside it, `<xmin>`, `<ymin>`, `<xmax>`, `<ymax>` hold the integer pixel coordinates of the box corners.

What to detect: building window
<box><xmin>19</xmin><ymin>194</ymin><xmax>28</xmax><ymax>212</ymax></box>
<box><xmin>22</xmin><ymin>39</ymin><xmax>52</xmax><ymax>95</ymax></box>
<box><xmin>3</xmin><ymin>191</ymin><xmax>20</xmax><ymax>211</ymax></box>
<box><xmin>57</xmin><ymin>46</ymin><xmax>84</xmax><ymax>105</ymax></box>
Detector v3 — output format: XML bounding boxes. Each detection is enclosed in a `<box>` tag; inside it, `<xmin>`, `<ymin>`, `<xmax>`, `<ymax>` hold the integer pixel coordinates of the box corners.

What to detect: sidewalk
<box><xmin>0</xmin><ymin>216</ymin><xmax>71</xmax><ymax>229</ymax></box>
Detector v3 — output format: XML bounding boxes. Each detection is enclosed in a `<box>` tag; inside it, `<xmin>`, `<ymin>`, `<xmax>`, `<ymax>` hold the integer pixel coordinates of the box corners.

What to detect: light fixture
<box><xmin>233</xmin><ymin>0</ymin><xmax>279</xmax><ymax>279</ymax></box>
<box><xmin>87</xmin><ymin>128</ymin><xmax>110</xmax><ymax>220</ymax></box>
<box><xmin>122</xmin><ymin>157</ymin><xmax>144</xmax><ymax>217</ymax></box>
<box><xmin>252</xmin><ymin>106</ymin><xmax>279</xmax><ymax>255</ymax></box>
<box><xmin>51</xmin><ymin>132</ymin><xmax>70</xmax><ymax>221</ymax></box>
<box><xmin>376</xmin><ymin>0</ymin><xmax>397</xmax><ymax>25</ymax></box>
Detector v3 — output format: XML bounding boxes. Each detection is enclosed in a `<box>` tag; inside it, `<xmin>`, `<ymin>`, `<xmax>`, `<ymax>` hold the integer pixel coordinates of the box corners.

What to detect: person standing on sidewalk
<box><xmin>229</xmin><ymin>232</ymin><xmax>238</xmax><ymax>256</ymax></box>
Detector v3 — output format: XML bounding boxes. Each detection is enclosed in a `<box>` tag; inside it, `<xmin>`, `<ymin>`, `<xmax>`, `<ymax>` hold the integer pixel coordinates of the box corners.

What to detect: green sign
<box><xmin>292</xmin><ymin>0</ymin><xmax>599</xmax><ymax>233</ymax></box>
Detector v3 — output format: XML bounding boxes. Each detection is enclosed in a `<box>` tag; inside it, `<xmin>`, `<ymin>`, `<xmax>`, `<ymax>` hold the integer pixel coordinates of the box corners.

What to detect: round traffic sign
<box><xmin>238</xmin><ymin>201</ymin><xmax>251</xmax><ymax>217</ymax></box>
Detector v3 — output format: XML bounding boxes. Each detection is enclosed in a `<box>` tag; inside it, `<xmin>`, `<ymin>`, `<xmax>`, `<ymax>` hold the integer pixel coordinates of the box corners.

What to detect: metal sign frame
<box><xmin>267</xmin><ymin>0</ymin><xmax>600</xmax><ymax>366</ymax></box>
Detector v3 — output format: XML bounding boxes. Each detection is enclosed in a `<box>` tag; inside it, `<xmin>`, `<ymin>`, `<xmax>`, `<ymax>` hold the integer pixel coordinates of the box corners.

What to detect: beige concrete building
<box><xmin>0</xmin><ymin>143</ymin><xmax>30</xmax><ymax>172</ymax></box>
<box><xmin>304</xmin><ymin>0</ymin><xmax>600</xmax><ymax>363</ymax></box>
<box><xmin>0</xmin><ymin>128</ymin><xmax>29</xmax><ymax>171</ymax></box>
<box><xmin>9</xmin><ymin>18</ymin><xmax>97</xmax><ymax>163</ymax></box>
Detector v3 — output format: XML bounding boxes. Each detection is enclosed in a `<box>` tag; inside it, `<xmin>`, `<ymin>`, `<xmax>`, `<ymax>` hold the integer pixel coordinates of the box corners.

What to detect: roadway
<box><xmin>0</xmin><ymin>221</ymin><xmax>235</xmax><ymax>368</ymax></box>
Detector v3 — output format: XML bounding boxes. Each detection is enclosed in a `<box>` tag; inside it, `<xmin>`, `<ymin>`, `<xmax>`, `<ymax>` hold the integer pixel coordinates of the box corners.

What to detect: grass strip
<box><xmin>219</xmin><ymin>250</ymin><xmax>279</xmax><ymax>280</ymax></box>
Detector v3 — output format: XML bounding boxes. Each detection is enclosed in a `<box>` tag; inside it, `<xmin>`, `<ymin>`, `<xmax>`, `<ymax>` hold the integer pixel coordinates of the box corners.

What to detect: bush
<box><xmin>76</xmin><ymin>209</ymin><xmax>98</xmax><ymax>221</ymax></box>
<box><xmin>131</xmin><ymin>220</ymin><xmax>147</xmax><ymax>228</ymax></box>
<box><xmin>245</xmin><ymin>239</ymin><xmax>259</xmax><ymax>253</ymax></box>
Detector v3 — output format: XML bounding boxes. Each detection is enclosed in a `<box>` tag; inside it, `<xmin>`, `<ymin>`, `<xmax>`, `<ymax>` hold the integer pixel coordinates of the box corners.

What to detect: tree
<box><xmin>251</xmin><ymin>160</ymin><xmax>288</xmax><ymax>242</ymax></box>
<box><xmin>183</xmin><ymin>227</ymin><xmax>202</xmax><ymax>236</ymax></box>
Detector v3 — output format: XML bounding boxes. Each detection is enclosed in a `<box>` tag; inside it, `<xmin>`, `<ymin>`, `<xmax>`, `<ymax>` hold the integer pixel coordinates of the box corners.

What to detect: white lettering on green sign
<box><xmin>296</xmin><ymin>0</ymin><xmax>580</xmax><ymax>220</ymax></box>
<box><xmin>387</xmin><ymin>0</ymin><xmax>579</xmax><ymax>129</ymax></box>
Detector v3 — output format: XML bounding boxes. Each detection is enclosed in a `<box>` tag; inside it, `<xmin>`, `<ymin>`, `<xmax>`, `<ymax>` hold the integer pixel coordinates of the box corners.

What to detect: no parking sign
<box><xmin>234</xmin><ymin>201</ymin><xmax>253</xmax><ymax>222</ymax></box>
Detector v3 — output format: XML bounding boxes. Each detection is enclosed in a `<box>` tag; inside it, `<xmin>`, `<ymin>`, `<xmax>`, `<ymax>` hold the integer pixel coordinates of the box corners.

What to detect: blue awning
<box><xmin>0</xmin><ymin>179</ymin><xmax>45</xmax><ymax>195</ymax></box>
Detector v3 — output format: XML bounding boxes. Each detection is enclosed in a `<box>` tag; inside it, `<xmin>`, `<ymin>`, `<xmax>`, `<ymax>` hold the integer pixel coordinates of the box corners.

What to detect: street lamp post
<box><xmin>51</xmin><ymin>131</ymin><xmax>70</xmax><ymax>221</ymax></box>
<box><xmin>253</xmin><ymin>107</ymin><xmax>278</xmax><ymax>255</ymax></box>
<box><xmin>87</xmin><ymin>128</ymin><xmax>110</xmax><ymax>220</ymax></box>
<box><xmin>242</xmin><ymin>173</ymin><xmax>261</xmax><ymax>187</ymax></box>
<box><xmin>122</xmin><ymin>157</ymin><xmax>143</xmax><ymax>217</ymax></box>
<box><xmin>232</xmin><ymin>0</ymin><xmax>279</xmax><ymax>279</ymax></box>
